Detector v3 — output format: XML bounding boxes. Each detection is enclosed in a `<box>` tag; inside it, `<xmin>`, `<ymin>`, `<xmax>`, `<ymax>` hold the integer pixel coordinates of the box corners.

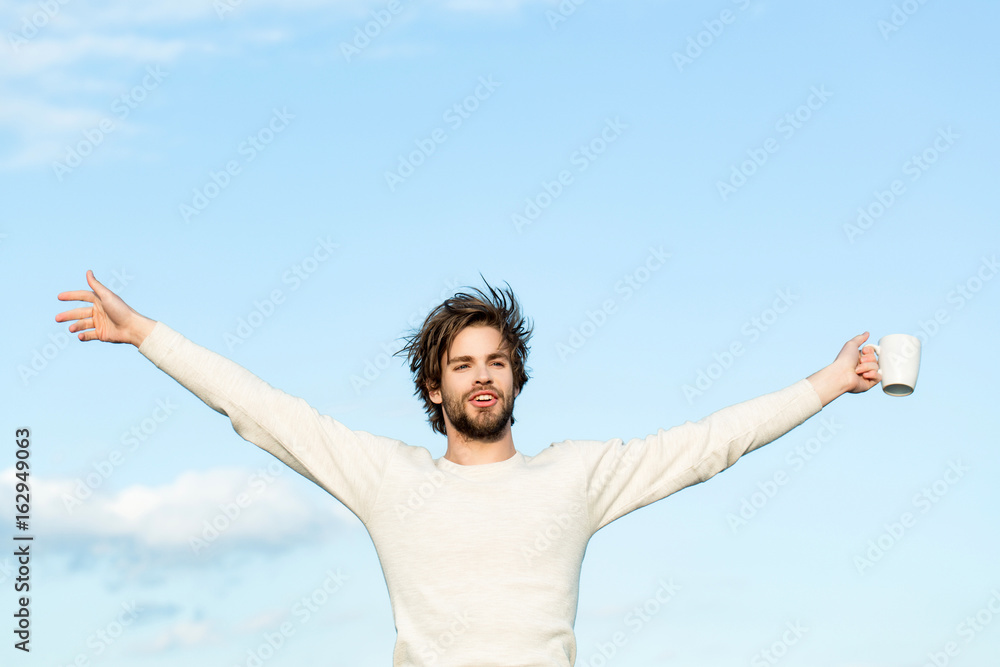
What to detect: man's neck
<box><xmin>443</xmin><ymin>434</ymin><xmax>517</xmax><ymax>466</ymax></box>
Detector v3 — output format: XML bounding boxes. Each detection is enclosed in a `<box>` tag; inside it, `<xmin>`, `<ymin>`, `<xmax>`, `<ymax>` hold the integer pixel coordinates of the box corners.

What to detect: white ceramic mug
<box><xmin>864</xmin><ymin>334</ymin><xmax>921</xmax><ymax>396</ymax></box>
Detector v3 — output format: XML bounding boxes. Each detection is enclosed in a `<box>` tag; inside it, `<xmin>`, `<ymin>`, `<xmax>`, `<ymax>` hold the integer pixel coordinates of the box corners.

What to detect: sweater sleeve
<box><xmin>567</xmin><ymin>378</ymin><xmax>823</xmax><ymax>533</ymax></box>
<box><xmin>137</xmin><ymin>321</ymin><xmax>401</xmax><ymax>524</ymax></box>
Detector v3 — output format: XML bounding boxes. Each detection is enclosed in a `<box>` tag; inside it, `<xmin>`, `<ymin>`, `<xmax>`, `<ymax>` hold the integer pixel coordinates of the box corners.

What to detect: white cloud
<box><xmin>0</xmin><ymin>95</ymin><xmax>104</xmax><ymax>132</ymax></box>
<box><xmin>0</xmin><ymin>0</ymin><xmax>548</xmax><ymax>168</ymax></box>
<box><xmin>136</xmin><ymin>619</ymin><xmax>221</xmax><ymax>653</ymax></box>
<box><xmin>0</xmin><ymin>31</ymin><xmax>195</xmax><ymax>168</ymax></box>
<box><xmin>440</xmin><ymin>0</ymin><xmax>539</xmax><ymax>12</ymax></box>
<box><xmin>0</xmin><ymin>35</ymin><xmax>191</xmax><ymax>77</ymax></box>
<box><xmin>1</xmin><ymin>466</ymin><xmax>354</xmax><ymax>559</ymax></box>
<box><xmin>238</xmin><ymin>607</ymin><xmax>290</xmax><ymax>634</ymax></box>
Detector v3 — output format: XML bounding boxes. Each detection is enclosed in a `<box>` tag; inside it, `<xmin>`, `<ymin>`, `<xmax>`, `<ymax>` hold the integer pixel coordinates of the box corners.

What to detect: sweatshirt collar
<box><xmin>435</xmin><ymin>451</ymin><xmax>524</xmax><ymax>476</ymax></box>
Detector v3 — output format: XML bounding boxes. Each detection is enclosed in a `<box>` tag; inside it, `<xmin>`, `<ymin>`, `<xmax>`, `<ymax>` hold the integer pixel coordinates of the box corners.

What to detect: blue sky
<box><xmin>2</xmin><ymin>0</ymin><xmax>1000</xmax><ymax>665</ymax></box>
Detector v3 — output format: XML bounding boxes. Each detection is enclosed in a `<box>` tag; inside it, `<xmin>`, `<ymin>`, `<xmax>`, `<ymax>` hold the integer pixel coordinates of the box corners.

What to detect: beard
<box><xmin>441</xmin><ymin>387</ymin><xmax>516</xmax><ymax>443</ymax></box>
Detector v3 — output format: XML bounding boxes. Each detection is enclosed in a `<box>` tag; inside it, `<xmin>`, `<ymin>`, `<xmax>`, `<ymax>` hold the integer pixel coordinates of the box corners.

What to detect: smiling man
<box><xmin>416</xmin><ymin>292</ymin><xmax>527</xmax><ymax>465</ymax></box>
<box><xmin>430</xmin><ymin>324</ymin><xmax>518</xmax><ymax>457</ymax></box>
<box><xmin>56</xmin><ymin>271</ymin><xmax>881</xmax><ymax>666</ymax></box>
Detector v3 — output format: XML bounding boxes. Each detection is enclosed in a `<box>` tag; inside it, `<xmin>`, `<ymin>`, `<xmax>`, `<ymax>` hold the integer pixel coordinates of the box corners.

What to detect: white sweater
<box><xmin>138</xmin><ymin>321</ymin><xmax>823</xmax><ymax>666</ymax></box>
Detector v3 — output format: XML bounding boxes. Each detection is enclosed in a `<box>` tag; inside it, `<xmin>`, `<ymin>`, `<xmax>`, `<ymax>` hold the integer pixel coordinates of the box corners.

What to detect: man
<box><xmin>56</xmin><ymin>270</ymin><xmax>881</xmax><ymax>666</ymax></box>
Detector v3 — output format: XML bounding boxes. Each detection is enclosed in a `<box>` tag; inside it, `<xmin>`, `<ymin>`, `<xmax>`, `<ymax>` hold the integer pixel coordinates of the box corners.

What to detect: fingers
<box><xmin>56</xmin><ymin>290</ymin><xmax>96</xmax><ymax>304</ymax></box>
<box><xmin>56</xmin><ymin>273</ymin><xmax>102</xmax><ymax>325</ymax></box>
<box><xmin>69</xmin><ymin>317</ymin><xmax>95</xmax><ymax>334</ymax></box>
<box><xmin>56</xmin><ymin>274</ymin><xmax>110</xmax><ymax>341</ymax></box>
<box><xmin>855</xmin><ymin>358</ymin><xmax>881</xmax><ymax>381</ymax></box>
<box><xmin>56</xmin><ymin>282</ymin><xmax>99</xmax><ymax>327</ymax></box>
<box><xmin>54</xmin><ymin>307</ymin><xmax>96</xmax><ymax>336</ymax></box>
<box><xmin>55</xmin><ymin>306</ymin><xmax>93</xmax><ymax>323</ymax></box>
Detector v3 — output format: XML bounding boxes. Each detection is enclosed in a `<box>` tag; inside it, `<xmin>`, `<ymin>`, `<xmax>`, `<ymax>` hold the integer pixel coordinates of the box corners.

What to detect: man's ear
<box><xmin>427</xmin><ymin>380</ymin><xmax>442</xmax><ymax>405</ymax></box>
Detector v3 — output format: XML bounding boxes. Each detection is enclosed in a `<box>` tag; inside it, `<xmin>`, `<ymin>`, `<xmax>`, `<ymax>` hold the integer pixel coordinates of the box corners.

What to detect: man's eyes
<box><xmin>454</xmin><ymin>362</ymin><xmax>506</xmax><ymax>370</ymax></box>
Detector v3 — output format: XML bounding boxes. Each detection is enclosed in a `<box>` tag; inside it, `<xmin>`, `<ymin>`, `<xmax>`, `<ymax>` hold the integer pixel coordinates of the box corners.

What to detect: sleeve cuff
<box><xmin>794</xmin><ymin>377</ymin><xmax>824</xmax><ymax>419</ymax></box>
<box><xmin>137</xmin><ymin>320</ymin><xmax>179</xmax><ymax>367</ymax></box>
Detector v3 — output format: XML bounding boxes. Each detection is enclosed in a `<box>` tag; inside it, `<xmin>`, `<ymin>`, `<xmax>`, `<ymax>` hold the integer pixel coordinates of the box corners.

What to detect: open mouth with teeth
<box><xmin>469</xmin><ymin>393</ymin><xmax>498</xmax><ymax>407</ymax></box>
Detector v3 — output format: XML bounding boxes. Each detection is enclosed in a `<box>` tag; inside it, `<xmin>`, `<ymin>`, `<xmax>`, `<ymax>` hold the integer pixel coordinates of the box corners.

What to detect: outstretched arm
<box><xmin>54</xmin><ymin>270</ymin><xmax>401</xmax><ymax>523</ymax></box>
<box><xmin>576</xmin><ymin>332</ymin><xmax>882</xmax><ymax>532</ymax></box>
<box><xmin>55</xmin><ymin>269</ymin><xmax>156</xmax><ymax>347</ymax></box>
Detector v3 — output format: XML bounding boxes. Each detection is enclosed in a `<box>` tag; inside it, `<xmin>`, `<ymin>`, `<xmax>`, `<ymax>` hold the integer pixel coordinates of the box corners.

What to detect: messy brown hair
<box><xmin>397</xmin><ymin>279</ymin><xmax>533</xmax><ymax>435</ymax></box>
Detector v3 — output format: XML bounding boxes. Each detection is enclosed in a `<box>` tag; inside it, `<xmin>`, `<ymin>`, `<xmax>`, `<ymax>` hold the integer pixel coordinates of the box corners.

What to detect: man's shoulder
<box><xmin>333</xmin><ymin>428</ymin><xmax>435</xmax><ymax>464</ymax></box>
<box><xmin>526</xmin><ymin>437</ymin><xmax>621</xmax><ymax>461</ymax></box>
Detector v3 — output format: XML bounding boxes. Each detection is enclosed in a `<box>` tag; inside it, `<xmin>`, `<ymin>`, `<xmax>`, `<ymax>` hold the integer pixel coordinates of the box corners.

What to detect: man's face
<box><xmin>429</xmin><ymin>325</ymin><xmax>519</xmax><ymax>442</ymax></box>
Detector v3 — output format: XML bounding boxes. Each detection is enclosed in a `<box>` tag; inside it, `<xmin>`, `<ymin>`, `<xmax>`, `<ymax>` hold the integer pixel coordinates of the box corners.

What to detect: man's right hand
<box><xmin>56</xmin><ymin>270</ymin><xmax>156</xmax><ymax>347</ymax></box>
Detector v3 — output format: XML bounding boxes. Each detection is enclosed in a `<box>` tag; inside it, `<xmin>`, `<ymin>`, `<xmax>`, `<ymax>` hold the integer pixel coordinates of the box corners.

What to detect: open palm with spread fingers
<box><xmin>56</xmin><ymin>270</ymin><xmax>155</xmax><ymax>347</ymax></box>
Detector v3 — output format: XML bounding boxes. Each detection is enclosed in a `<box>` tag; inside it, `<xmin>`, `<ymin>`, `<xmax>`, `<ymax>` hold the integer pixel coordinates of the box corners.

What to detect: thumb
<box><xmin>86</xmin><ymin>269</ymin><xmax>107</xmax><ymax>296</ymax></box>
<box><xmin>839</xmin><ymin>332</ymin><xmax>870</xmax><ymax>362</ymax></box>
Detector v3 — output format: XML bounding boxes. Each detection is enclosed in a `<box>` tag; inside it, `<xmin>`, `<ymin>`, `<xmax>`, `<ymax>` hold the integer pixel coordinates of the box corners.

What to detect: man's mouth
<box><xmin>469</xmin><ymin>391</ymin><xmax>498</xmax><ymax>407</ymax></box>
